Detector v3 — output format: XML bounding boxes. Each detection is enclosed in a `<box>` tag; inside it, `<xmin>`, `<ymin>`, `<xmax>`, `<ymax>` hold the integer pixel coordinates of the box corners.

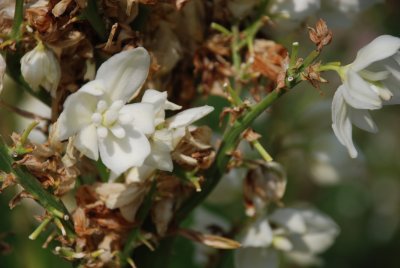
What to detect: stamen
<box><xmin>110</xmin><ymin>125</ymin><xmax>126</xmax><ymax>139</ymax></box>
<box><xmin>97</xmin><ymin>100</ymin><xmax>108</xmax><ymax>113</ymax></box>
<box><xmin>97</xmin><ymin>127</ymin><xmax>108</xmax><ymax>139</ymax></box>
<box><xmin>91</xmin><ymin>113</ymin><xmax>102</xmax><ymax>125</ymax></box>
<box><xmin>110</xmin><ymin>100</ymin><xmax>124</xmax><ymax>111</ymax></box>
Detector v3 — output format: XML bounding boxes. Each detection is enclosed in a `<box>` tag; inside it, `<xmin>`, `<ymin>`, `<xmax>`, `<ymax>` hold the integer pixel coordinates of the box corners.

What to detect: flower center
<box><xmin>91</xmin><ymin>100</ymin><xmax>126</xmax><ymax>139</ymax></box>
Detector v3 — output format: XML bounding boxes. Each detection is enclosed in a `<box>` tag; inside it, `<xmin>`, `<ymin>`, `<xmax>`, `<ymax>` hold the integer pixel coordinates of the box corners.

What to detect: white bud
<box><xmin>0</xmin><ymin>54</ymin><xmax>5</xmax><ymax>94</ymax></box>
<box><xmin>20</xmin><ymin>42</ymin><xmax>61</xmax><ymax>98</ymax></box>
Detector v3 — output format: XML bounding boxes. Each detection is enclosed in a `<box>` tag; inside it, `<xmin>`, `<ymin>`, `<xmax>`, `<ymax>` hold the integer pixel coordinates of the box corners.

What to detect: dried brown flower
<box><xmin>172</xmin><ymin>126</ymin><xmax>215</xmax><ymax>170</ymax></box>
<box><xmin>244</xmin><ymin>161</ymin><xmax>287</xmax><ymax>216</ymax></box>
<box><xmin>308</xmin><ymin>19</ymin><xmax>333</xmax><ymax>51</ymax></box>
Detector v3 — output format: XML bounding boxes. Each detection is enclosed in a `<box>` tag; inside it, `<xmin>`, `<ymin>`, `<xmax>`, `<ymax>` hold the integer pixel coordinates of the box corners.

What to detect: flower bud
<box><xmin>244</xmin><ymin>161</ymin><xmax>287</xmax><ymax>216</ymax></box>
<box><xmin>21</xmin><ymin>42</ymin><xmax>61</xmax><ymax>97</ymax></box>
<box><xmin>0</xmin><ymin>54</ymin><xmax>5</xmax><ymax>94</ymax></box>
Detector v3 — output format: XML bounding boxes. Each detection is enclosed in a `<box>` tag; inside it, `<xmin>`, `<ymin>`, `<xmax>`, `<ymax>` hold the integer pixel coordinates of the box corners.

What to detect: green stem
<box><xmin>174</xmin><ymin>89</ymin><xmax>286</xmax><ymax>223</ymax></box>
<box><xmin>81</xmin><ymin>0</ymin><xmax>107</xmax><ymax>40</ymax></box>
<box><xmin>29</xmin><ymin>217</ymin><xmax>52</xmax><ymax>240</ymax></box>
<box><xmin>302</xmin><ymin>50</ymin><xmax>320</xmax><ymax>68</ymax></box>
<box><xmin>211</xmin><ymin>22</ymin><xmax>231</xmax><ymax>35</ymax></box>
<box><xmin>11</xmin><ymin>0</ymin><xmax>24</xmax><ymax>40</ymax></box>
<box><xmin>252</xmin><ymin>140</ymin><xmax>273</xmax><ymax>162</ymax></box>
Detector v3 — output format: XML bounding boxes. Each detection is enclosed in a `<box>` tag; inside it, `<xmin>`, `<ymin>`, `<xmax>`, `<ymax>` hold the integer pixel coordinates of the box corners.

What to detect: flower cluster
<box><xmin>56</xmin><ymin>47</ymin><xmax>213</xmax><ymax>176</ymax></box>
<box><xmin>331</xmin><ymin>35</ymin><xmax>400</xmax><ymax>157</ymax></box>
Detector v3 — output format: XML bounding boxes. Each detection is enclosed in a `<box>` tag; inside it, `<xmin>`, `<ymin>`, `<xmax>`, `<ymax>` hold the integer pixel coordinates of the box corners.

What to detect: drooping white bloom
<box><xmin>20</xmin><ymin>42</ymin><xmax>61</xmax><ymax>97</ymax></box>
<box><xmin>140</xmin><ymin>89</ymin><xmax>214</xmax><ymax>172</ymax></box>
<box><xmin>268</xmin><ymin>0</ymin><xmax>320</xmax><ymax>20</ymax></box>
<box><xmin>56</xmin><ymin>47</ymin><xmax>155</xmax><ymax>175</ymax></box>
<box><xmin>0</xmin><ymin>54</ymin><xmax>5</xmax><ymax>93</ymax></box>
<box><xmin>235</xmin><ymin>207</ymin><xmax>339</xmax><ymax>268</ymax></box>
<box><xmin>331</xmin><ymin>35</ymin><xmax>400</xmax><ymax>157</ymax></box>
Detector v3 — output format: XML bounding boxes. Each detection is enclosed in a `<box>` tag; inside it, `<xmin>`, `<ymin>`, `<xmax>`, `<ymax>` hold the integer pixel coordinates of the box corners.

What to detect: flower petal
<box><xmin>119</xmin><ymin>103</ymin><xmax>155</xmax><ymax>135</ymax></box>
<box><xmin>352</xmin><ymin>35</ymin><xmax>400</xmax><ymax>71</ymax></box>
<box><xmin>348</xmin><ymin>108</ymin><xmax>378</xmax><ymax>133</ymax></box>
<box><xmin>57</xmin><ymin>91</ymin><xmax>97</xmax><ymax>140</ymax></box>
<box><xmin>241</xmin><ymin>218</ymin><xmax>273</xmax><ymax>247</ymax></box>
<box><xmin>167</xmin><ymin>105</ymin><xmax>214</xmax><ymax>129</ymax></box>
<box><xmin>98</xmin><ymin>126</ymin><xmax>151</xmax><ymax>175</ymax></box>
<box><xmin>96</xmin><ymin>47</ymin><xmax>150</xmax><ymax>102</ymax></box>
<box><xmin>331</xmin><ymin>87</ymin><xmax>358</xmax><ymax>158</ymax></box>
<box><xmin>269</xmin><ymin>208</ymin><xmax>307</xmax><ymax>234</ymax></box>
<box><xmin>342</xmin><ymin>69</ymin><xmax>382</xmax><ymax>110</ymax></box>
<box><xmin>79</xmin><ymin>80</ymin><xmax>106</xmax><ymax>96</ymax></box>
<box><xmin>235</xmin><ymin>247</ymin><xmax>279</xmax><ymax>268</ymax></box>
<box><xmin>0</xmin><ymin>54</ymin><xmax>5</xmax><ymax>93</ymax></box>
<box><xmin>74</xmin><ymin>124</ymin><xmax>99</xmax><ymax>160</ymax></box>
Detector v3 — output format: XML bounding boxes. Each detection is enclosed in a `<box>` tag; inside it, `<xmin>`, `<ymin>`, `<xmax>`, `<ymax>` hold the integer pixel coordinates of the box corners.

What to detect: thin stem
<box><xmin>81</xmin><ymin>0</ymin><xmax>107</xmax><ymax>40</ymax></box>
<box><xmin>302</xmin><ymin>50</ymin><xmax>320</xmax><ymax>68</ymax></box>
<box><xmin>252</xmin><ymin>140</ymin><xmax>273</xmax><ymax>162</ymax></box>
<box><xmin>11</xmin><ymin>0</ymin><xmax>24</xmax><ymax>40</ymax></box>
<box><xmin>211</xmin><ymin>22</ymin><xmax>231</xmax><ymax>35</ymax></box>
<box><xmin>0</xmin><ymin>137</ymin><xmax>75</xmax><ymax>238</ymax></box>
<box><xmin>289</xmin><ymin>42</ymin><xmax>299</xmax><ymax>70</ymax></box>
<box><xmin>0</xmin><ymin>99</ymin><xmax>50</xmax><ymax>121</ymax></box>
<box><xmin>174</xmin><ymin>89</ymin><xmax>286</xmax><ymax>223</ymax></box>
<box><xmin>29</xmin><ymin>217</ymin><xmax>52</xmax><ymax>240</ymax></box>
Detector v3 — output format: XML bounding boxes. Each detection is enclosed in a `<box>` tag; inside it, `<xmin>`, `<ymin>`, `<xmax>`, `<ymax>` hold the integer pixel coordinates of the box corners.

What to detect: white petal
<box><xmin>241</xmin><ymin>218</ymin><xmax>273</xmax><ymax>247</ymax></box>
<box><xmin>145</xmin><ymin>129</ymin><xmax>174</xmax><ymax>171</ymax></box>
<box><xmin>142</xmin><ymin>89</ymin><xmax>168</xmax><ymax>111</ymax></box>
<box><xmin>331</xmin><ymin>87</ymin><xmax>358</xmax><ymax>158</ymax></box>
<box><xmin>74</xmin><ymin>124</ymin><xmax>99</xmax><ymax>160</ymax></box>
<box><xmin>352</xmin><ymin>35</ymin><xmax>400</xmax><ymax>71</ymax></box>
<box><xmin>98</xmin><ymin>126</ymin><xmax>151</xmax><ymax>175</ymax></box>
<box><xmin>96</xmin><ymin>183</ymin><xmax>140</xmax><ymax>209</ymax></box>
<box><xmin>96</xmin><ymin>47</ymin><xmax>150</xmax><ymax>102</ymax></box>
<box><xmin>79</xmin><ymin>80</ymin><xmax>106</xmax><ymax>96</ymax></box>
<box><xmin>119</xmin><ymin>103</ymin><xmax>155</xmax><ymax>135</ymax></box>
<box><xmin>125</xmin><ymin>165</ymin><xmax>156</xmax><ymax>183</ymax></box>
<box><xmin>348</xmin><ymin>108</ymin><xmax>378</xmax><ymax>133</ymax></box>
<box><xmin>235</xmin><ymin>247</ymin><xmax>279</xmax><ymax>268</ymax></box>
<box><xmin>57</xmin><ymin>91</ymin><xmax>97</xmax><ymax>140</ymax></box>
<box><xmin>0</xmin><ymin>54</ymin><xmax>5</xmax><ymax>93</ymax></box>
<box><xmin>167</xmin><ymin>105</ymin><xmax>214</xmax><ymax>129</ymax></box>
<box><xmin>269</xmin><ymin>208</ymin><xmax>307</xmax><ymax>234</ymax></box>
<box><xmin>342</xmin><ymin>70</ymin><xmax>382</xmax><ymax>110</ymax></box>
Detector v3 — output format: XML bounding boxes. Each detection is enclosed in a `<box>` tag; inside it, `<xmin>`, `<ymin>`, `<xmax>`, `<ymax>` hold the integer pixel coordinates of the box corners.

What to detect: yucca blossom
<box><xmin>331</xmin><ymin>35</ymin><xmax>400</xmax><ymax>157</ymax></box>
<box><xmin>235</xmin><ymin>208</ymin><xmax>339</xmax><ymax>268</ymax></box>
<box><xmin>56</xmin><ymin>47</ymin><xmax>155</xmax><ymax>175</ymax></box>
<box><xmin>0</xmin><ymin>54</ymin><xmax>5</xmax><ymax>93</ymax></box>
<box><xmin>20</xmin><ymin>42</ymin><xmax>61</xmax><ymax>97</ymax></box>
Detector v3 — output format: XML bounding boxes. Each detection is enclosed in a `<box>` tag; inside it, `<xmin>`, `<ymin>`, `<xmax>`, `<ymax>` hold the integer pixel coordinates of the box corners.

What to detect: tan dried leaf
<box><xmin>177</xmin><ymin>228</ymin><xmax>241</xmax><ymax>249</ymax></box>
<box><xmin>308</xmin><ymin>19</ymin><xmax>333</xmax><ymax>51</ymax></box>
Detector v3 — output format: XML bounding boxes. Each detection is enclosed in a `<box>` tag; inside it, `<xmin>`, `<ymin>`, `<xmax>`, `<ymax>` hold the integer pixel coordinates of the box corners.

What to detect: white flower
<box><xmin>319</xmin><ymin>0</ymin><xmax>384</xmax><ymax>28</ymax></box>
<box><xmin>140</xmin><ymin>89</ymin><xmax>214</xmax><ymax>172</ymax></box>
<box><xmin>0</xmin><ymin>54</ymin><xmax>5</xmax><ymax>93</ymax></box>
<box><xmin>56</xmin><ymin>47</ymin><xmax>155</xmax><ymax>175</ymax></box>
<box><xmin>235</xmin><ymin>207</ymin><xmax>339</xmax><ymax>268</ymax></box>
<box><xmin>268</xmin><ymin>0</ymin><xmax>320</xmax><ymax>21</ymax></box>
<box><xmin>95</xmin><ymin>182</ymin><xmax>148</xmax><ymax>222</ymax></box>
<box><xmin>20</xmin><ymin>42</ymin><xmax>61</xmax><ymax>97</ymax></box>
<box><xmin>332</xmin><ymin>35</ymin><xmax>400</xmax><ymax>157</ymax></box>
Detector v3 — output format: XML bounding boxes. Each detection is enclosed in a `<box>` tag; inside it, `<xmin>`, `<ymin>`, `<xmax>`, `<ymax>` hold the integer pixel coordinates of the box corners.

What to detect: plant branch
<box><xmin>0</xmin><ymin>136</ymin><xmax>75</xmax><ymax>238</ymax></box>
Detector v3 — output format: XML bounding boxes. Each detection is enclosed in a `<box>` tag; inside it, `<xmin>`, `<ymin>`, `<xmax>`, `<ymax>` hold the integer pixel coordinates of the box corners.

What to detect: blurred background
<box><xmin>1</xmin><ymin>1</ymin><xmax>400</xmax><ymax>267</ymax></box>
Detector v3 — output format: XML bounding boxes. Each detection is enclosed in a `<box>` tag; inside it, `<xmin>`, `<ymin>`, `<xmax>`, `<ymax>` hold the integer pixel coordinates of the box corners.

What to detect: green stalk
<box><xmin>174</xmin><ymin>89</ymin><xmax>285</xmax><ymax>223</ymax></box>
<box><xmin>11</xmin><ymin>0</ymin><xmax>24</xmax><ymax>40</ymax></box>
<box><xmin>81</xmin><ymin>0</ymin><xmax>107</xmax><ymax>40</ymax></box>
